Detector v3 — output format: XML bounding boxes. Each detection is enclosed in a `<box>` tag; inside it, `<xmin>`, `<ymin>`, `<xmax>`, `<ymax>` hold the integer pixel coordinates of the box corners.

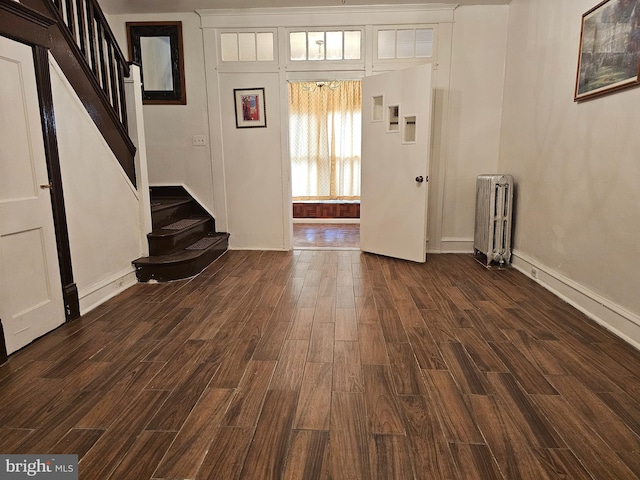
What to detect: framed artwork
<box><xmin>234</xmin><ymin>88</ymin><xmax>266</xmax><ymax>128</ymax></box>
<box><xmin>127</xmin><ymin>21</ymin><xmax>186</xmax><ymax>105</ymax></box>
<box><xmin>575</xmin><ymin>0</ymin><xmax>640</xmax><ymax>101</ymax></box>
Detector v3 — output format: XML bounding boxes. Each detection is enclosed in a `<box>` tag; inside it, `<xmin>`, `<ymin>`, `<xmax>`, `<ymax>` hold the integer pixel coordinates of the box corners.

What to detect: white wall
<box><xmin>109</xmin><ymin>13</ymin><xmax>216</xmax><ymax>214</ymax></box>
<box><xmin>499</xmin><ymin>0</ymin><xmax>640</xmax><ymax>346</ymax></box>
<box><xmin>218</xmin><ymin>73</ymin><xmax>286</xmax><ymax>249</ymax></box>
<box><xmin>441</xmin><ymin>5</ymin><xmax>508</xmax><ymax>250</ymax></box>
<box><xmin>50</xmin><ymin>59</ymin><xmax>143</xmax><ymax>313</ymax></box>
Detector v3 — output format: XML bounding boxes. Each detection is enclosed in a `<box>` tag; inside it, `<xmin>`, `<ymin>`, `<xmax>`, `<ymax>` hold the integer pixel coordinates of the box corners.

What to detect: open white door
<box><xmin>360</xmin><ymin>64</ymin><xmax>433</xmax><ymax>262</ymax></box>
<box><xmin>0</xmin><ymin>37</ymin><xmax>65</xmax><ymax>354</ymax></box>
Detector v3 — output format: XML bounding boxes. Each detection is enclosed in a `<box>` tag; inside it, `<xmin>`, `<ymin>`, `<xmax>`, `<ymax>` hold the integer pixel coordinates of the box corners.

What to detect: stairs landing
<box><xmin>133</xmin><ymin>187</ymin><xmax>229</xmax><ymax>282</ymax></box>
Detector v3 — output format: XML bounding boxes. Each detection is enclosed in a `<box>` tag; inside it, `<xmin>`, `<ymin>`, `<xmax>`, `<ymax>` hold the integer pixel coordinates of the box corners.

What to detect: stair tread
<box><xmin>185</xmin><ymin>236</ymin><xmax>223</xmax><ymax>250</ymax></box>
<box><xmin>149</xmin><ymin>216</ymin><xmax>210</xmax><ymax>238</ymax></box>
<box><xmin>134</xmin><ymin>233</ymin><xmax>229</xmax><ymax>266</ymax></box>
<box><xmin>150</xmin><ymin>197</ymin><xmax>192</xmax><ymax>213</ymax></box>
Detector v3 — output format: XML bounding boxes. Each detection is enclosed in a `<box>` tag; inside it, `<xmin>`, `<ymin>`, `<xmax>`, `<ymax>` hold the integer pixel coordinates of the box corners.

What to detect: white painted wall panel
<box><xmin>441</xmin><ymin>5</ymin><xmax>508</xmax><ymax>248</ymax></box>
<box><xmin>218</xmin><ymin>73</ymin><xmax>286</xmax><ymax>250</ymax></box>
<box><xmin>49</xmin><ymin>59</ymin><xmax>143</xmax><ymax>312</ymax></box>
<box><xmin>499</xmin><ymin>0</ymin><xmax>640</xmax><ymax>337</ymax></box>
<box><xmin>109</xmin><ymin>13</ymin><xmax>215</xmax><ymax>214</ymax></box>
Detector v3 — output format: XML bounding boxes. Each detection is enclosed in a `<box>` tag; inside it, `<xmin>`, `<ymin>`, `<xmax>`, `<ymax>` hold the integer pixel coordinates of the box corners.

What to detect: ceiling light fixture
<box><xmin>300</xmin><ymin>80</ymin><xmax>342</xmax><ymax>92</ymax></box>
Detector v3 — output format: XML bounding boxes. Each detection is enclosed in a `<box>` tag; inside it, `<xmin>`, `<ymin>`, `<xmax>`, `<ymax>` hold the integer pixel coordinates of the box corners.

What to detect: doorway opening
<box><xmin>288</xmin><ymin>79</ymin><xmax>362</xmax><ymax>249</ymax></box>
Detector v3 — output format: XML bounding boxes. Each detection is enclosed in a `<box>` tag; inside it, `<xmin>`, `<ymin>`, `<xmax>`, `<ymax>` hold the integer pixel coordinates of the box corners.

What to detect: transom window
<box><xmin>220</xmin><ymin>31</ymin><xmax>275</xmax><ymax>62</ymax></box>
<box><xmin>377</xmin><ymin>28</ymin><xmax>433</xmax><ymax>60</ymax></box>
<box><xmin>289</xmin><ymin>30</ymin><xmax>362</xmax><ymax>61</ymax></box>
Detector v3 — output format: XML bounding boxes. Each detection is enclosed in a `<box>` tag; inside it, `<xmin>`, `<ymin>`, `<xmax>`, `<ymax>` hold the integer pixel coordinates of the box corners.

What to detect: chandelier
<box><xmin>300</xmin><ymin>80</ymin><xmax>342</xmax><ymax>92</ymax></box>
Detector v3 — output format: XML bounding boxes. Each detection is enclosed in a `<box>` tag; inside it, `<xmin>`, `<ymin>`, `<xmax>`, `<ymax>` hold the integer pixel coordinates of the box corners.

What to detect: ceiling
<box><xmin>100</xmin><ymin>0</ymin><xmax>510</xmax><ymax>15</ymax></box>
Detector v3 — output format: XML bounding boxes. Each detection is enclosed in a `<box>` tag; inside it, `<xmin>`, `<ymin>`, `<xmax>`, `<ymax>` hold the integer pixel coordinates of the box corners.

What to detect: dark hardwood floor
<box><xmin>2</xmin><ymin>251</ymin><xmax>640</xmax><ymax>479</ymax></box>
<box><xmin>293</xmin><ymin>223</ymin><xmax>360</xmax><ymax>249</ymax></box>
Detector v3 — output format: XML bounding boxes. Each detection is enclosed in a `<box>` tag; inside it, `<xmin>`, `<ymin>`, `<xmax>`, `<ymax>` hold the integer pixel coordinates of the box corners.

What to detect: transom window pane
<box><xmin>256</xmin><ymin>32</ymin><xmax>274</xmax><ymax>61</ymax></box>
<box><xmin>238</xmin><ymin>33</ymin><xmax>256</xmax><ymax>61</ymax></box>
<box><xmin>415</xmin><ymin>29</ymin><xmax>433</xmax><ymax>57</ymax></box>
<box><xmin>396</xmin><ymin>30</ymin><xmax>415</xmax><ymax>58</ymax></box>
<box><xmin>308</xmin><ymin>32</ymin><xmax>325</xmax><ymax>60</ymax></box>
<box><xmin>290</xmin><ymin>32</ymin><xmax>307</xmax><ymax>60</ymax></box>
<box><xmin>220</xmin><ymin>33</ymin><xmax>239</xmax><ymax>61</ymax></box>
<box><xmin>377</xmin><ymin>30</ymin><xmax>395</xmax><ymax>59</ymax></box>
<box><xmin>344</xmin><ymin>31</ymin><xmax>361</xmax><ymax>59</ymax></box>
<box><xmin>325</xmin><ymin>31</ymin><xmax>343</xmax><ymax>60</ymax></box>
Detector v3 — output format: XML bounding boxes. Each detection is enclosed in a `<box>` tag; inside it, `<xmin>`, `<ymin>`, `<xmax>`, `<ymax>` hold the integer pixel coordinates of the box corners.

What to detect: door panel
<box><xmin>0</xmin><ymin>37</ymin><xmax>65</xmax><ymax>354</ymax></box>
<box><xmin>360</xmin><ymin>64</ymin><xmax>433</xmax><ymax>262</ymax></box>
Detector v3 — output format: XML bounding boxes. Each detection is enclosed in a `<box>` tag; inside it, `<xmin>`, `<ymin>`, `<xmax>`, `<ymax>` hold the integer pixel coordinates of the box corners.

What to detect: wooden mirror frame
<box><xmin>127</xmin><ymin>21</ymin><xmax>186</xmax><ymax>105</ymax></box>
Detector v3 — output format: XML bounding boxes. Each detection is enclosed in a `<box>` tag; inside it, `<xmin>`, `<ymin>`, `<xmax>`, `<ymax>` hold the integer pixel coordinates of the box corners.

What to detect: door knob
<box><xmin>415</xmin><ymin>176</ymin><xmax>424</xmax><ymax>183</ymax></box>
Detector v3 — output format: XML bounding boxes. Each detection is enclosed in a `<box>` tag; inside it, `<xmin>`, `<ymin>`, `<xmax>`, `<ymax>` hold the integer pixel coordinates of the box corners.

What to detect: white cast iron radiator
<box><xmin>474</xmin><ymin>174</ymin><xmax>514</xmax><ymax>266</ymax></box>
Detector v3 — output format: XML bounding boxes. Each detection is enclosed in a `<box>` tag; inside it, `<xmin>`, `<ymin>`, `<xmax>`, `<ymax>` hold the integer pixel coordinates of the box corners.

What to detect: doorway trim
<box><xmin>33</xmin><ymin>46</ymin><xmax>80</xmax><ymax>320</ymax></box>
<box><xmin>199</xmin><ymin>5</ymin><xmax>455</xmax><ymax>252</ymax></box>
<box><xmin>285</xmin><ymin>72</ymin><xmax>365</xmax><ymax>249</ymax></box>
<box><xmin>0</xmin><ymin>3</ymin><xmax>80</xmax><ymax>325</ymax></box>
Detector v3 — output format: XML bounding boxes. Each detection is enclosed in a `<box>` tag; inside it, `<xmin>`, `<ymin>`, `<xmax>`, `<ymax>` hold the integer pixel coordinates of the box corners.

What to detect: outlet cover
<box><xmin>192</xmin><ymin>135</ymin><xmax>207</xmax><ymax>146</ymax></box>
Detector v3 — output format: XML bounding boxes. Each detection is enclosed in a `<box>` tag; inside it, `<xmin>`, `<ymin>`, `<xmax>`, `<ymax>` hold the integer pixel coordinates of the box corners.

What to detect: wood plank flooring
<box><xmin>2</xmin><ymin>251</ymin><xmax>640</xmax><ymax>479</ymax></box>
<box><xmin>293</xmin><ymin>224</ymin><xmax>360</xmax><ymax>249</ymax></box>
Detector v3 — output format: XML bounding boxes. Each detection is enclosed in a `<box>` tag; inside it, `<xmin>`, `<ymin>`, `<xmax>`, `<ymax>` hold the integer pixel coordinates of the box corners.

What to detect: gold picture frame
<box><xmin>575</xmin><ymin>0</ymin><xmax>640</xmax><ymax>101</ymax></box>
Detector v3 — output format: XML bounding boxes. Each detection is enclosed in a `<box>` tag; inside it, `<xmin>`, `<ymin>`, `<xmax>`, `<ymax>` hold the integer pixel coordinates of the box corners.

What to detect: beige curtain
<box><xmin>289</xmin><ymin>80</ymin><xmax>361</xmax><ymax>200</ymax></box>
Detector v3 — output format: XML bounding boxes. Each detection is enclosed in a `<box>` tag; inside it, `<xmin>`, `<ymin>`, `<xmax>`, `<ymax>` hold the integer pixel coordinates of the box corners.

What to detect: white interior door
<box><xmin>360</xmin><ymin>64</ymin><xmax>433</xmax><ymax>262</ymax></box>
<box><xmin>0</xmin><ymin>37</ymin><xmax>65</xmax><ymax>354</ymax></box>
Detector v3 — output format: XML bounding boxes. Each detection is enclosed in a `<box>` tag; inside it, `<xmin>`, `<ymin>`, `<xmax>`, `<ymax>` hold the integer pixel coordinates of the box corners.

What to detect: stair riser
<box><xmin>149</xmin><ymin>219</ymin><xmax>213</xmax><ymax>256</ymax></box>
<box><xmin>135</xmin><ymin>238</ymin><xmax>228</xmax><ymax>282</ymax></box>
<box><xmin>152</xmin><ymin>202</ymin><xmax>193</xmax><ymax>229</ymax></box>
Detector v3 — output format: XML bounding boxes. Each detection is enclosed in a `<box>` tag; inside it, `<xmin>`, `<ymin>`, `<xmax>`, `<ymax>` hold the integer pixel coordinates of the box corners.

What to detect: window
<box><xmin>289</xmin><ymin>30</ymin><xmax>362</xmax><ymax>61</ymax></box>
<box><xmin>220</xmin><ymin>32</ymin><xmax>274</xmax><ymax>62</ymax></box>
<box><xmin>289</xmin><ymin>81</ymin><xmax>362</xmax><ymax>200</ymax></box>
<box><xmin>377</xmin><ymin>28</ymin><xmax>433</xmax><ymax>60</ymax></box>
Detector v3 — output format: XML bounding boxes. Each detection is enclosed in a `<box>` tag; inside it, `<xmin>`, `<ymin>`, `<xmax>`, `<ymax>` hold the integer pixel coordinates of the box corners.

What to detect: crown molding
<box><xmin>198</xmin><ymin>4</ymin><xmax>457</xmax><ymax>28</ymax></box>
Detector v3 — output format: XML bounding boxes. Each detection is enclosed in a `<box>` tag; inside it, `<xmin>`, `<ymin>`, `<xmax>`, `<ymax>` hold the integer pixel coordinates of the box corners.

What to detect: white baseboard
<box><xmin>427</xmin><ymin>237</ymin><xmax>474</xmax><ymax>254</ymax></box>
<box><xmin>511</xmin><ymin>250</ymin><xmax>640</xmax><ymax>350</ymax></box>
<box><xmin>440</xmin><ymin>237</ymin><xmax>474</xmax><ymax>254</ymax></box>
<box><xmin>78</xmin><ymin>268</ymin><xmax>138</xmax><ymax>314</ymax></box>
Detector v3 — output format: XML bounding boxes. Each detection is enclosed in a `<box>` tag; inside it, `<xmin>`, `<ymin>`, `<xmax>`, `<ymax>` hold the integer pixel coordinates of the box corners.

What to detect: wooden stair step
<box><xmin>148</xmin><ymin>216</ymin><xmax>213</xmax><ymax>256</ymax></box>
<box><xmin>133</xmin><ymin>233</ymin><xmax>229</xmax><ymax>282</ymax></box>
<box><xmin>151</xmin><ymin>197</ymin><xmax>194</xmax><ymax>229</ymax></box>
<box><xmin>135</xmin><ymin>185</ymin><xmax>228</xmax><ymax>282</ymax></box>
<box><xmin>185</xmin><ymin>236</ymin><xmax>223</xmax><ymax>250</ymax></box>
<box><xmin>162</xmin><ymin>218</ymin><xmax>202</xmax><ymax>230</ymax></box>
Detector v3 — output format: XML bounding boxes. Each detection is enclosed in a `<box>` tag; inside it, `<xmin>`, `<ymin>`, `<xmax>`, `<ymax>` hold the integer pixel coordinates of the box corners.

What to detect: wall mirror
<box><xmin>127</xmin><ymin>21</ymin><xmax>186</xmax><ymax>105</ymax></box>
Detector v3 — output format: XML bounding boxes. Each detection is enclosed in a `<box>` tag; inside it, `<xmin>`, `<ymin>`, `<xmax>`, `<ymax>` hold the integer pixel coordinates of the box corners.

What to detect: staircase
<box><xmin>16</xmin><ymin>0</ymin><xmax>136</xmax><ymax>185</ymax></box>
<box><xmin>133</xmin><ymin>187</ymin><xmax>229</xmax><ymax>282</ymax></box>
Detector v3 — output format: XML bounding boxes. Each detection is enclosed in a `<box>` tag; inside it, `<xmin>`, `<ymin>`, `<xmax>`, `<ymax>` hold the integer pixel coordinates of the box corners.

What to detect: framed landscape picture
<box><xmin>575</xmin><ymin>0</ymin><xmax>640</xmax><ymax>101</ymax></box>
